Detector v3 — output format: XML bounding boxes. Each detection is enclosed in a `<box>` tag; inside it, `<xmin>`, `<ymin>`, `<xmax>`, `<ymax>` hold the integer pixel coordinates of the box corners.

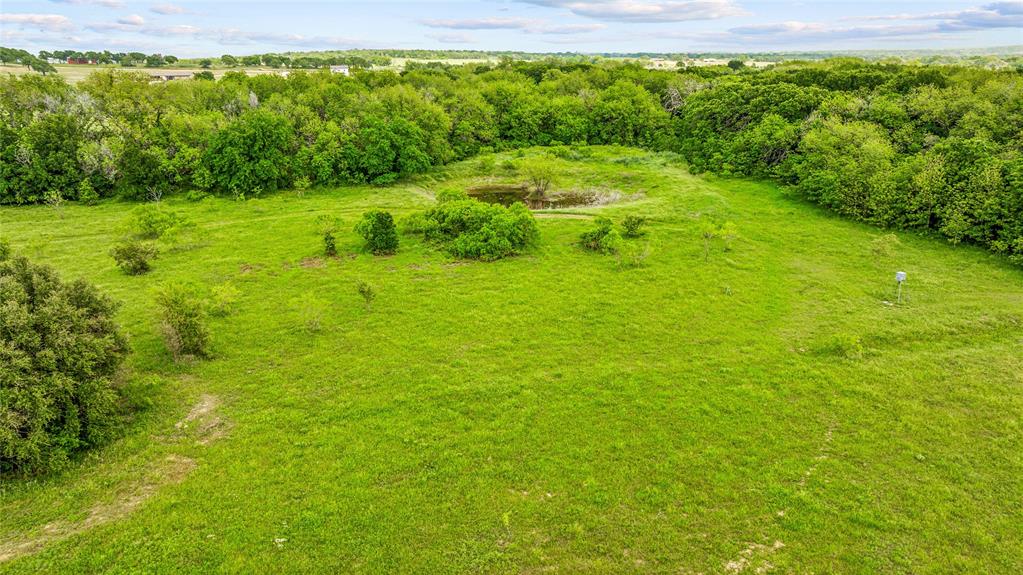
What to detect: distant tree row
<box><xmin>215</xmin><ymin>53</ymin><xmax>387</xmax><ymax>69</ymax></box>
<box><xmin>24</xmin><ymin>49</ymin><xmax>179</xmax><ymax>67</ymax></box>
<box><xmin>1</xmin><ymin>56</ymin><xmax>1020</xmax><ymax>263</ymax></box>
<box><xmin>0</xmin><ymin>47</ymin><xmax>55</xmax><ymax>74</ymax></box>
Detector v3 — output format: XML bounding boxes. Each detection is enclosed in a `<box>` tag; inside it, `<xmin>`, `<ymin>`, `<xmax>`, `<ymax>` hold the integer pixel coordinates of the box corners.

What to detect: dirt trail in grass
<box><xmin>721</xmin><ymin>421</ymin><xmax>835</xmax><ymax>573</ymax></box>
<box><xmin>0</xmin><ymin>394</ymin><xmax>225</xmax><ymax>563</ymax></box>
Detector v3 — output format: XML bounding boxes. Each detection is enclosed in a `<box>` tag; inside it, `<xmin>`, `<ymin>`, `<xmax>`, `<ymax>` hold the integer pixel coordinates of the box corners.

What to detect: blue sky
<box><xmin>1</xmin><ymin>1</ymin><xmax>1021</xmax><ymax>57</ymax></box>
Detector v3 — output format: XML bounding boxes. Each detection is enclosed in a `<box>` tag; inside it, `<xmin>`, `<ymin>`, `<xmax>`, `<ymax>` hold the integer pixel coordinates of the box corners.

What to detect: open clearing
<box><xmin>1</xmin><ymin>147</ymin><xmax>1021</xmax><ymax>573</ymax></box>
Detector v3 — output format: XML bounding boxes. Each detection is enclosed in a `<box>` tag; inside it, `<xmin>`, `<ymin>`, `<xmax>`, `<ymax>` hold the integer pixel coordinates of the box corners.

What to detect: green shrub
<box><xmin>78</xmin><ymin>179</ymin><xmax>99</xmax><ymax>205</ymax></box>
<box><xmin>0</xmin><ymin>256</ymin><xmax>130</xmax><ymax>474</ymax></box>
<box><xmin>130</xmin><ymin>204</ymin><xmax>186</xmax><ymax>239</ymax></box>
<box><xmin>209</xmin><ymin>283</ymin><xmax>240</xmax><ymax>317</ymax></box>
<box><xmin>476</xmin><ymin>156</ymin><xmax>496</xmax><ymax>172</ymax></box>
<box><xmin>437</xmin><ymin>189</ymin><xmax>469</xmax><ymax>204</ymax></box>
<box><xmin>185</xmin><ymin>189</ymin><xmax>211</xmax><ymax>202</ymax></box>
<box><xmin>154</xmin><ymin>282</ymin><xmax>210</xmax><ymax>360</ymax></box>
<box><xmin>354</xmin><ymin>210</ymin><xmax>399</xmax><ymax>255</ymax></box>
<box><xmin>826</xmin><ymin>334</ymin><xmax>865</xmax><ymax>359</ymax></box>
<box><xmin>0</xmin><ymin>238</ymin><xmax>10</xmax><ymax>261</ymax></box>
<box><xmin>317</xmin><ymin>215</ymin><xmax>341</xmax><ymax>257</ymax></box>
<box><xmin>408</xmin><ymin>197</ymin><xmax>538</xmax><ymax>261</ymax></box>
<box><xmin>357</xmin><ymin>280</ymin><xmax>376</xmax><ymax>310</ymax></box>
<box><xmin>580</xmin><ymin>217</ymin><xmax>621</xmax><ymax>254</ymax></box>
<box><xmin>621</xmin><ymin>215</ymin><xmax>647</xmax><ymax>238</ymax></box>
<box><xmin>110</xmin><ymin>240</ymin><xmax>159</xmax><ymax>275</ymax></box>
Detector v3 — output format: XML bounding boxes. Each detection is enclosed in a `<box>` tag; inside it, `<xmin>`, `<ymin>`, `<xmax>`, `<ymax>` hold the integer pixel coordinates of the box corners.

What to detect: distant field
<box><xmin>0</xmin><ymin>64</ymin><xmax>291</xmax><ymax>83</ymax></box>
<box><xmin>0</xmin><ymin>57</ymin><xmax>771</xmax><ymax>83</ymax></box>
<box><xmin>2</xmin><ymin>147</ymin><xmax>1021</xmax><ymax>573</ymax></box>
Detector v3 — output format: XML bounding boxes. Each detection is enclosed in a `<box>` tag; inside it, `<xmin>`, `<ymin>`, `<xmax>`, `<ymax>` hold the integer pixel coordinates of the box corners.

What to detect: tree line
<box><xmin>0</xmin><ymin>56</ymin><xmax>1020</xmax><ymax>263</ymax></box>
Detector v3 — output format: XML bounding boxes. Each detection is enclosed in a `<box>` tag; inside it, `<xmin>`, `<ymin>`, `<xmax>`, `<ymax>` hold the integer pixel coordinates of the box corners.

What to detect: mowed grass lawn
<box><xmin>1</xmin><ymin>147</ymin><xmax>1021</xmax><ymax>573</ymax></box>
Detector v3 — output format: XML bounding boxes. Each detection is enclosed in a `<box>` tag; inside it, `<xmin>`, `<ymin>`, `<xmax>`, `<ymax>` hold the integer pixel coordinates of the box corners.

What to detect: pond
<box><xmin>467</xmin><ymin>184</ymin><xmax>604</xmax><ymax>209</ymax></box>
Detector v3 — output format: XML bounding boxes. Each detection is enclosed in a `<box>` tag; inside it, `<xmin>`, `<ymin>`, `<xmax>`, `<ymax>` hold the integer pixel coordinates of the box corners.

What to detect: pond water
<box><xmin>468</xmin><ymin>184</ymin><xmax>599</xmax><ymax>209</ymax></box>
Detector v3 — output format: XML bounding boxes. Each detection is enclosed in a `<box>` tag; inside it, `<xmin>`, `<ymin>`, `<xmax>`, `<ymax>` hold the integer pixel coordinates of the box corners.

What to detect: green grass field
<box><xmin>1</xmin><ymin>147</ymin><xmax>1021</xmax><ymax>573</ymax></box>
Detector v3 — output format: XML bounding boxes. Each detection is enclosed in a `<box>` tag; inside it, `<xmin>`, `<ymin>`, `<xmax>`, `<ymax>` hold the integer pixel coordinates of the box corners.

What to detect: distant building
<box><xmin>329</xmin><ymin>65</ymin><xmax>351</xmax><ymax>76</ymax></box>
<box><xmin>150</xmin><ymin>71</ymin><xmax>193</xmax><ymax>82</ymax></box>
<box><xmin>67</xmin><ymin>58</ymin><xmax>97</xmax><ymax>65</ymax></box>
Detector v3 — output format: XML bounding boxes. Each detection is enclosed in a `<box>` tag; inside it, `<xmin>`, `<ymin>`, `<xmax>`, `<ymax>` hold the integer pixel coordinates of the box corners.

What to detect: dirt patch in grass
<box><xmin>723</xmin><ymin>540</ymin><xmax>785</xmax><ymax>573</ymax></box>
<box><xmin>173</xmin><ymin>394</ymin><xmax>229</xmax><ymax>445</ymax></box>
<box><xmin>0</xmin><ymin>395</ymin><xmax>228</xmax><ymax>563</ymax></box>
<box><xmin>0</xmin><ymin>455</ymin><xmax>196</xmax><ymax>563</ymax></box>
<box><xmin>300</xmin><ymin>257</ymin><xmax>325</xmax><ymax>269</ymax></box>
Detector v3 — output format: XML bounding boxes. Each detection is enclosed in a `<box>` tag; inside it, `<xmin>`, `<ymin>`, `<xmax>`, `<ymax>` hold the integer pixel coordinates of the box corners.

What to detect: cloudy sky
<box><xmin>1</xmin><ymin>1</ymin><xmax>1021</xmax><ymax>57</ymax></box>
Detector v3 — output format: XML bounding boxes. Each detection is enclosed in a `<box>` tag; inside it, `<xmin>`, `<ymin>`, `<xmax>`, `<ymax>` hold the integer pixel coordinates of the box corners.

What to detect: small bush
<box><xmin>580</xmin><ymin>217</ymin><xmax>621</xmax><ymax>254</ymax></box>
<box><xmin>437</xmin><ymin>189</ymin><xmax>469</xmax><ymax>204</ymax></box>
<box><xmin>357</xmin><ymin>280</ymin><xmax>376</xmax><ymax>310</ymax></box>
<box><xmin>130</xmin><ymin>204</ymin><xmax>186</xmax><ymax>239</ymax></box>
<box><xmin>408</xmin><ymin>197</ymin><xmax>539</xmax><ymax>261</ymax></box>
<box><xmin>317</xmin><ymin>215</ymin><xmax>341</xmax><ymax>257</ymax></box>
<box><xmin>78</xmin><ymin>180</ymin><xmax>99</xmax><ymax>205</ymax></box>
<box><xmin>110</xmin><ymin>240</ymin><xmax>159</xmax><ymax>275</ymax></box>
<box><xmin>185</xmin><ymin>189</ymin><xmax>211</xmax><ymax>202</ymax></box>
<box><xmin>354</xmin><ymin>210</ymin><xmax>399</xmax><ymax>255</ymax></box>
<box><xmin>0</xmin><ymin>238</ymin><xmax>11</xmax><ymax>261</ymax></box>
<box><xmin>0</xmin><ymin>256</ymin><xmax>130</xmax><ymax>474</ymax></box>
<box><xmin>154</xmin><ymin>282</ymin><xmax>210</xmax><ymax>361</ymax></box>
<box><xmin>621</xmin><ymin>215</ymin><xmax>647</xmax><ymax>238</ymax></box>
<box><xmin>826</xmin><ymin>334</ymin><xmax>865</xmax><ymax>359</ymax></box>
<box><xmin>476</xmin><ymin>156</ymin><xmax>495</xmax><ymax>172</ymax></box>
<box><xmin>209</xmin><ymin>283</ymin><xmax>240</xmax><ymax>317</ymax></box>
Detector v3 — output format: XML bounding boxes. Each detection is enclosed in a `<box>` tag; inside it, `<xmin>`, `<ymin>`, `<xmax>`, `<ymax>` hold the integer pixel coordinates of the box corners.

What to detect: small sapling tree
<box><xmin>154</xmin><ymin>282</ymin><xmax>210</xmax><ymax>361</ymax></box>
<box><xmin>357</xmin><ymin>280</ymin><xmax>376</xmax><ymax>311</ymax></box>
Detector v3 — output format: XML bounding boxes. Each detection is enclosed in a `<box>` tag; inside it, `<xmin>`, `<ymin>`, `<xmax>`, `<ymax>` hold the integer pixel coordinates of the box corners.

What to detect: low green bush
<box><xmin>130</xmin><ymin>204</ymin><xmax>186</xmax><ymax>239</ymax></box>
<box><xmin>580</xmin><ymin>217</ymin><xmax>622</xmax><ymax>254</ymax></box>
<box><xmin>78</xmin><ymin>180</ymin><xmax>99</xmax><ymax>205</ymax></box>
<box><xmin>154</xmin><ymin>282</ymin><xmax>210</xmax><ymax>361</ymax></box>
<box><xmin>408</xmin><ymin>196</ymin><xmax>538</xmax><ymax>261</ymax></box>
<box><xmin>621</xmin><ymin>215</ymin><xmax>647</xmax><ymax>238</ymax></box>
<box><xmin>354</xmin><ymin>210</ymin><xmax>399</xmax><ymax>255</ymax></box>
<box><xmin>317</xmin><ymin>215</ymin><xmax>341</xmax><ymax>257</ymax></box>
<box><xmin>0</xmin><ymin>256</ymin><xmax>130</xmax><ymax>474</ymax></box>
<box><xmin>357</xmin><ymin>280</ymin><xmax>376</xmax><ymax>310</ymax></box>
<box><xmin>110</xmin><ymin>240</ymin><xmax>159</xmax><ymax>275</ymax></box>
<box><xmin>209</xmin><ymin>283</ymin><xmax>240</xmax><ymax>317</ymax></box>
<box><xmin>0</xmin><ymin>238</ymin><xmax>10</xmax><ymax>261</ymax></box>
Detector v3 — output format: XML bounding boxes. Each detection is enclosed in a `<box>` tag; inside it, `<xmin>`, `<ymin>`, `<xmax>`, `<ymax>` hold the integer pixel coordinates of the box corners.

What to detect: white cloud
<box><xmin>0</xmin><ymin>13</ymin><xmax>76</xmax><ymax>32</ymax></box>
<box><xmin>421</xmin><ymin>17</ymin><xmax>605</xmax><ymax>35</ymax></box>
<box><xmin>518</xmin><ymin>0</ymin><xmax>747</xmax><ymax>23</ymax></box>
<box><xmin>49</xmin><ymin>0</ymin><xmax>125</xmax><ymax>8</ymax></box>
<box><xmin>421</xmin><ymin>17</ymin><xmax>537</xmax><ymax>30</ymax></box>
<box><xmin>117</xmin><ymin>14</ymin><xmax>146</xmax><ymax>26</ymax></box>
<box><xmin>151</xmin><ymin>3</ymin><xmax>188</xmax><ymax>15</ymax></box>
<box><xmin>426</xmin><ymin>32</ymin><xmax>478</xmax><ymax>44</ymax></box>
<box><xmin>712</xmin><ymin>1</ymin><xmax>1023</xmax><ymax>45</ymax></box>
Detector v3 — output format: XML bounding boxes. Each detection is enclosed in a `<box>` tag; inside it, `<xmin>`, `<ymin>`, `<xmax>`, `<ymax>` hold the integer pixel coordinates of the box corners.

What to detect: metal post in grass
<box><xmin>895</xmin><ymin>271</ymin><xmax>907</xmax><ymax>304</ymax></box>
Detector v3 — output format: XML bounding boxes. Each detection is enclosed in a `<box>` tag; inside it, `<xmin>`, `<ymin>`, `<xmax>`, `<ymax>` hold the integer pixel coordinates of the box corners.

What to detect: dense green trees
<box><xmin>0</xmin><ymin>56</ymin><xmax>1020</xmax><ymax>263</ymax></box>
<box><xmin>0</xmin><ymin>256</ymin><xmax>130</xmax><ymax>474</ymax></box>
